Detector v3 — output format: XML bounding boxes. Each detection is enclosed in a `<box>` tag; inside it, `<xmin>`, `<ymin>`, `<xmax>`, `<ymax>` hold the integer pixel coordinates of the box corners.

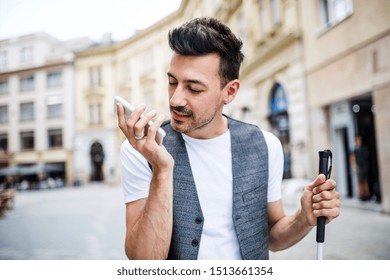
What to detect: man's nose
<box><xmin>169</xmin><ymin>86</ymin><xmax>187</xmax><ymax>107</ymax></box>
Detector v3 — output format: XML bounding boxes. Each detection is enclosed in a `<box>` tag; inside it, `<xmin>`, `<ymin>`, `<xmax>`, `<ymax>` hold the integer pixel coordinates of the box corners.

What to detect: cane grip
<box><xmin>316</xmin><ymin>150</ymin><xmax>331</xmax><ymax>243</ymax></box>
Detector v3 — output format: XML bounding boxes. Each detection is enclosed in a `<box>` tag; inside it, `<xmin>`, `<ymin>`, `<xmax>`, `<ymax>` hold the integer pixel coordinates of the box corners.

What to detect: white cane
<box><xmin>316</xmin><ymin>150</ymin><xmax>332</xmax><ymax>260</ymax></box>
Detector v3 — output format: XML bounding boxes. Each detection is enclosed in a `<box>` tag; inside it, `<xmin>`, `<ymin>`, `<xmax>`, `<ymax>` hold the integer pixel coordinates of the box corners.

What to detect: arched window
<box><xmin>269</xmin><ymin>83</ymin><xmax>291</xmax><ymax>179</ymax></box>
<box><xmin>90</xmin><ymin>141</ymin><xmax>104</xmax><ymax>181</ymax></box>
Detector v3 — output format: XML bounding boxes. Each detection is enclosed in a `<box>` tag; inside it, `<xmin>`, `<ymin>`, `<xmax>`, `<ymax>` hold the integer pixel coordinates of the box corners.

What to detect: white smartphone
<box><xmin>114</xmin><ymin>96</ymin><xmax>166</xmax><ymax>145</ymax></box>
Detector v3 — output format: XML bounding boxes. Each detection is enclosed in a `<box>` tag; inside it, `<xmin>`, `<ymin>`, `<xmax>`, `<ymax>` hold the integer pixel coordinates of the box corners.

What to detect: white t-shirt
<box><xmin>120</xmin><ymin>128</ymin><xmax>283</xmax><ymax>259</ymax></box>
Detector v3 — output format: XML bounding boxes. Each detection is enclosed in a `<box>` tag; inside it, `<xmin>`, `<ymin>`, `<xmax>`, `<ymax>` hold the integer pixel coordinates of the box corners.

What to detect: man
<box><xmin>350</xmin><ymin>134</ymin><xmax>369</xmax><ymax>201</ymax></box>
<box><xmin>117</xmin><ymin>17</ymin><xmax>340</xmax><ymax>260</ymax></box>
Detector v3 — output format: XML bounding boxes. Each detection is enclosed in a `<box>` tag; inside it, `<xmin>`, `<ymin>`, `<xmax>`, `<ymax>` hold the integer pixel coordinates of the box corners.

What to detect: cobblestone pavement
<box><xmin>270</xmin><ymin>198</ymin><xmax>390</xmax><ymax>260</ymax></box>
<box><xmin>0</xmin><ymin>183</ymin><xmax>127</xmax><ymax>260</ymax></box>
<box><xmin>0</xmin><ymin>183</ymin><xmax>389</xmax><ymax>260</ymax></box>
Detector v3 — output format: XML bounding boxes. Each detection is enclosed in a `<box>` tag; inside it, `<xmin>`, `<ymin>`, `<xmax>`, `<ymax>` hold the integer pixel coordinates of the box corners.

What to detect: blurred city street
<box><xmin>0</xmin><ymin>183</ymin><xmax>127</xmax><ymax>260</ymax></box>
<box><xmin>271</xmin><ymin>190</ymin><xmax>390</xmax><ymax>260</ymax></box>
<box><xmin>0</xmin><ymin>182</ymin><xmax>389</xmax><ymax>260</ymax></box>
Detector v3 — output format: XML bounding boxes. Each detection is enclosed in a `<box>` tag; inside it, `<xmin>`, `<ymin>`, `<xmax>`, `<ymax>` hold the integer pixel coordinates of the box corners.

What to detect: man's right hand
<box><xmin>116</xmin><ymin>103</ymin><xmax>174</xmax><ymax>172</ymax></box>
<box><xmin>117</xmin><ymin>103</ymin><xmax>174</xmax><ymax>259</ymax></box>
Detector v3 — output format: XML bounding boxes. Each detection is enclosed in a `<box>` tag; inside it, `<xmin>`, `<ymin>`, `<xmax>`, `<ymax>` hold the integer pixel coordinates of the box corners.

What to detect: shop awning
<box><xmin>0</xmin><ymin>164</ymin><xmax>64</xmax><ymax>176</ymax></box>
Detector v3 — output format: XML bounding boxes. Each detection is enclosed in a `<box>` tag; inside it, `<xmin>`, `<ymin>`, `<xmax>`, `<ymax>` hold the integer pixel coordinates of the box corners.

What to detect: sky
<box><xmin>0</xmin><ymin>0</ymin><xmax>182</xmax><ymax>42</ymax></box>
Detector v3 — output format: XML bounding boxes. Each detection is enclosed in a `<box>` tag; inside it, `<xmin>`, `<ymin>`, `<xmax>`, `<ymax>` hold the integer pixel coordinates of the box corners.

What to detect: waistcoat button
<box><xmin>191</xmin><ymin>239</ymin><xmax>199</xmax><ymax>247</ymax></box>
<box><xmin>195</xmin><ymin>217</ymin><xmax>203</xmax><ymax>224</ymax></box>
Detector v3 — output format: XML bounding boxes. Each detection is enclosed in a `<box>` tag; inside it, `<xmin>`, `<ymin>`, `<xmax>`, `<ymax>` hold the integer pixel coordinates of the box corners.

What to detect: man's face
<box><xmin>167</xmin><ymin>52</ymin><xmax>226</xmax><ymax>139</ymax></box>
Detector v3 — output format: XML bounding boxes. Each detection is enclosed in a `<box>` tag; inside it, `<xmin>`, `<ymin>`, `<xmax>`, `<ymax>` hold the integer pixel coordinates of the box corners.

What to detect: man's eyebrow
<box><xmin>167</xmin><ymin>72</ymin><xmax>207</xmax><ymax>87</ymax></box>
<box><xmin>167</xmin><ymin>72</ymin><xmax>176</xmax><ymax>79</ymax></box>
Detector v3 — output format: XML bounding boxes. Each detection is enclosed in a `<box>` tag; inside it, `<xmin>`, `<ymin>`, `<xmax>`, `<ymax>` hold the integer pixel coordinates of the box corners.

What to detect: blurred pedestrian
<box><xmin>350</xmin><ymin>134</ymin><xmax>370</xmax><ymax>201</ymax></box>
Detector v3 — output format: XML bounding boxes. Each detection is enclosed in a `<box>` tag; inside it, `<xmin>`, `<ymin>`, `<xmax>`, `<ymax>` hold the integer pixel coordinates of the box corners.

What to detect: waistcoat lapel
<box><xmin>162</xmin><ymin>122</ymin><xmax>204</xmax><ymax>260</ymax></box>
<box><xmin>229</xmin><ymin>117</ymin><xmax>269</xmax><ymax>260</ymax></box>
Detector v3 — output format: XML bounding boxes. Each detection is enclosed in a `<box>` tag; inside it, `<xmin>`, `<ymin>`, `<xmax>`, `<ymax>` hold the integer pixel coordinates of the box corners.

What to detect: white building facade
<box><xmin>0</xmin><ymin>33</ymin><xmax>77</xmax><ymax>187</ymax></box>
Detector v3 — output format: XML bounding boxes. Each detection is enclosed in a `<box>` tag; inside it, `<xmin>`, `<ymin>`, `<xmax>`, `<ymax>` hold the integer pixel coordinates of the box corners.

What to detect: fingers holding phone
<box><xmin>116</xmin><ymin>103</ymin><xmax>145</xmax><ymax>143</ymax></box>
<box><xmin>133</xmin><ymin>109</ymin><xmax>158</xmax><ymax>140</ymax></box>
<box><xmin>115</xmin><ymin>96</ymin><xmax>166</xmax><ymax>145</ymax></box>
<box><xmin>126</xmin><ymin>104</ymin><xmax>148</xmax><ymax>142</ymax></box>
<box><xmin>117</xmin><ymin>103</ymin><xmax>154</xmax><ymax>143</ymax></box>
<box><xmin>116</xmin><ymin>97</ymin><xmax>172</xmax><ymax>170</ymax></box>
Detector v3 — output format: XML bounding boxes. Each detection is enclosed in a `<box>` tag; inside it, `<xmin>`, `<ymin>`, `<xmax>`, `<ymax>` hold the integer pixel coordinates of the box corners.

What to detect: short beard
<box><xmin>170</xmin><ymin>105</ymin><xmax>216</xmax><ymax>135</ymax></box>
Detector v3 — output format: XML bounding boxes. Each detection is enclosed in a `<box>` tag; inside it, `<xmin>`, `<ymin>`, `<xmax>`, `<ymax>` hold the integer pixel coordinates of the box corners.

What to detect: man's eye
<box><xmin>188</xmin><ymin>87</ymin><xmax>202</xmax><ymax>93</ymax></box>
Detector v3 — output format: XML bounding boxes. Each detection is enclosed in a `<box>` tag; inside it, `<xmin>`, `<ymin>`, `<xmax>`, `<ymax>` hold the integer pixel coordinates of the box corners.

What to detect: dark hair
<box><xmin>168</xmin><ymin>17</ymin><xmax>244</xmax><ymax>88</ymax></box>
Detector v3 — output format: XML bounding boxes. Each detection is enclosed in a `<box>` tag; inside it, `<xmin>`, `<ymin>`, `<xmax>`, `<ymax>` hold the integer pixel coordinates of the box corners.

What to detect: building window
<box><xmin>271</xmin><ymin>0</ymin><xmax>281</xmax><ymax>26</ymax></box>
<box><xmin>89</xmin><ymin>104</ymin><xmax>93</xmax><ymax>124</ymax></box>
<box><xmin>142</xmin><ymin>49</ymin><xmax>154</xmax><ymax>74</ymax></box>
<box><xmin>121</xmin><ymin>59</ymin><xmax>131</xmax><ymax>82</ymax></box>
<box><xmin>47</xmin><ymin>70</ymin><xmax>63</xmax><ymax>88</ymax></box>
<box><xmin>20</xmin><ymin>46</ymin><xmax>33</xmax><ymax>65</ymax></box>
<box><xmin>47</xmin><ymin>96</ymin><xmax>63</xmax><ymax>118</ymax></box>
<box><xmin>88</xmin><ymin>102</ymin><xmax>102</xmax><ymax>125</ymax></box>
<box><xmin>97</xmin><ymin>103</ymin><xmax>102</xmax><ymax>124</ymax></box>
<box><xmin>238</xmin><ymin>13</ymin><xmax>247</xmax><ymax>51</ymax></box>
<box><xmin>89</xmin><ymin>66</ymin><xmax>102</xmax><ymax>87</ymax></box>
<box><xmin>48</xmin><ymin>128</ymin><xmax>63</xmax><ymax>148</ymax></box>
<box><xmin>143</xmin><ymin>89</ymin><xmax>154</xmax><ymax>109</ymax></box>
<box><xmin>258</xmin><ymin>0</ymin><xmax>270</xmax><ymax>37</ymax></box>
<box><xmin>0</xmin><ymin>133</ymin><xmax>8</xmax><ymax>153</ymax></box>
<box><xmin>19</xmin><ymin>75</ymin><xmax>35</xmax><ymax>92</ymax></box>
<box><xmin>0</xmin><ymin>80</ymin><xmax>9</xmax><ymax>95</ymax></box>
<box><xmin>0</xmin><ymin>105</ymin><xmax>8</xmax><ymax>123</ymax></box>
<box><xmin>268</xmin><ymin>83</ymin><xmax>291</xmax><ymax>179</ymax></box>
<box><xmin>20</xmin><ymin>102</ymin><xmax>35</xmax><ymax>121</ymax></box>
<box><xmin>20</xmin><ymin>131</ymin><xmax>34</xmax><ymax>150</ymax></box>
<box><xmin>319</xmin><ymin>0</ymin><xmax>353</xmax><ymax>28</ymax></box>
<box><xmin>0</xmin><ymin>51</ymin><xmax>7</xmax><ymax>69</ymax></box>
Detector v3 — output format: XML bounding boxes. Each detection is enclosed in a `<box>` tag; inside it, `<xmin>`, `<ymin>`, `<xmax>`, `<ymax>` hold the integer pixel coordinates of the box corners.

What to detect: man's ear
<box><xmin>223</xmin><ymin>79</ymin><xmax>240</xmax><ymax>105</ymax></box>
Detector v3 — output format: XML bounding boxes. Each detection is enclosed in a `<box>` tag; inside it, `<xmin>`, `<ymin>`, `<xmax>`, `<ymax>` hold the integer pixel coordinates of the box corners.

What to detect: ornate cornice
<box><xmin>0</xmin><ymin>60</ymin><xmax>72</xmax><ymax>76</ymax></box>
<box><xmin>215</xmin><ymin>0</ymin><xmax>243</xmax><ymax>22</ymax></box>
<box><xmin>241</xmin><ymin>30</ymin><xmax>301</xmax><ymax>79</ymax></box>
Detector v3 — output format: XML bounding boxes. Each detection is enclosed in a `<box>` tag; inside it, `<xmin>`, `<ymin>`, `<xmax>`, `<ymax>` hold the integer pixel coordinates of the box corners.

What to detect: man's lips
<box><xmin>170</xmin><ymin>106</ymin><xmax>192</xmax><ymax>121</ymax></box>
<box><xmin>171</xmin><ymin>109</ymin><xmax>190</xmax><ymax>121</ymax></box>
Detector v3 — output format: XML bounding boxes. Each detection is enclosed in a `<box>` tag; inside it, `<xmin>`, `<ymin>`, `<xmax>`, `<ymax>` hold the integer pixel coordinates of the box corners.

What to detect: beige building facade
<box><xmin>73</xmin><ymin>0</ymin><xmax>209</xmax><ymax>185</ymax></box>
<box><xmin>75</xmin><ymin>0</ymin><xmax>390</xmax><ymax>212</ymax></box>
<box><xmin>0</xmin><ymin>33</ymin><xmax>77</xmax><ymax>188</ymax></box>
<box><xmin>73</xmin><ymin>42</ymin><xmax>118</xmax><ymax>185</ymax></box>
<box><xmin>300</xmin><ymin>0</ymin><xmax>390</xmax><ymax>212</ymax></box>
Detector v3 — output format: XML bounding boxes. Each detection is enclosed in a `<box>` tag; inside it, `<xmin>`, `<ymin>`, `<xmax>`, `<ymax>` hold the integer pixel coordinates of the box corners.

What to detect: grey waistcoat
<box><xmin>161</xmin><ymin>116</ymin><xmax>269</xmax><ymax>260</ymax></box>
